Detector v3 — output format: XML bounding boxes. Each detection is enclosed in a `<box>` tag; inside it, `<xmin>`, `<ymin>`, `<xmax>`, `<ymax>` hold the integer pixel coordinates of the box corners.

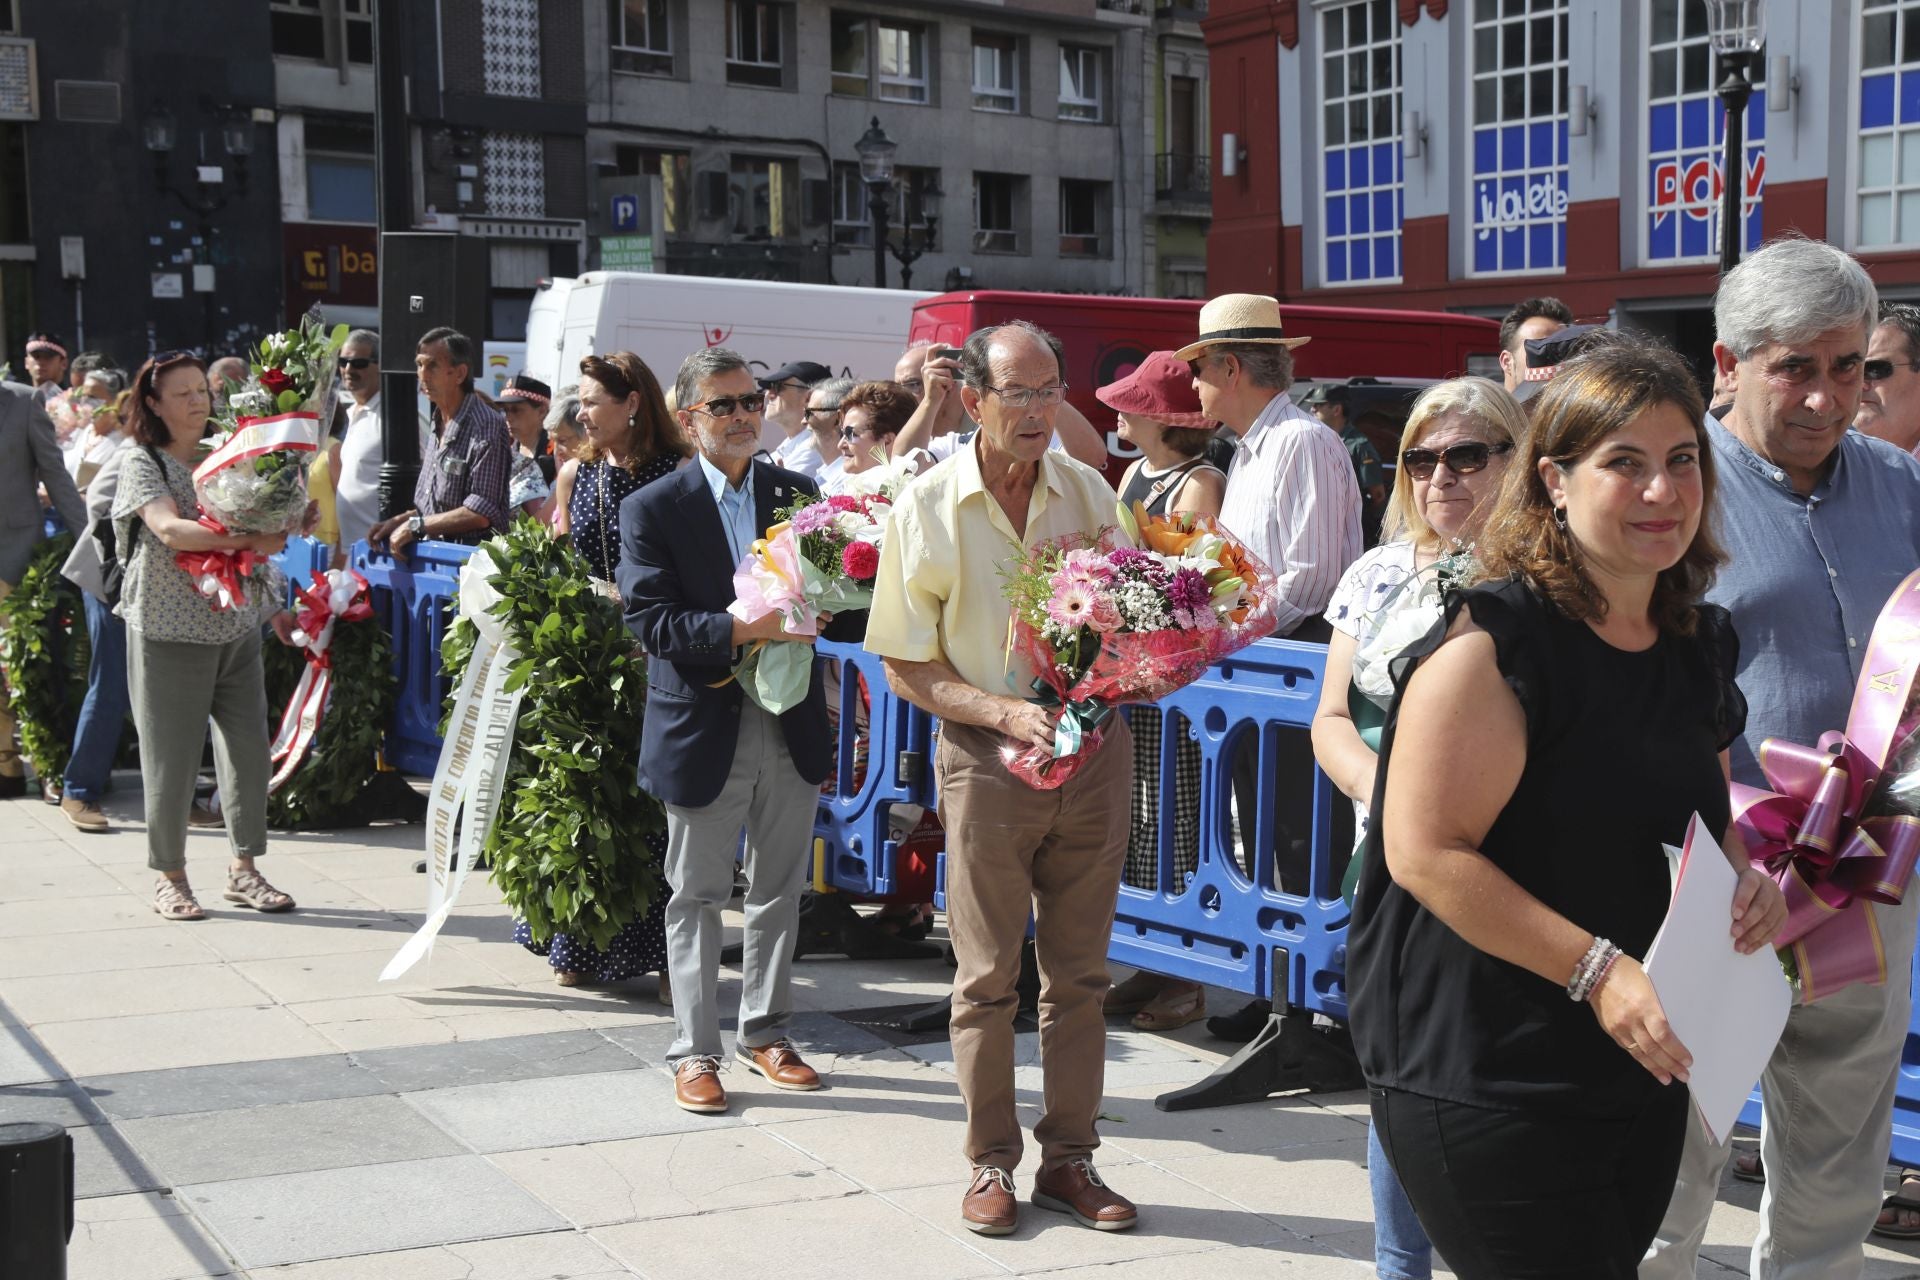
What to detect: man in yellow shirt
<box><xmin>865</xmin><ymin>321</ymin><xmax>1138</xmax><ymax>1238</ymax></box>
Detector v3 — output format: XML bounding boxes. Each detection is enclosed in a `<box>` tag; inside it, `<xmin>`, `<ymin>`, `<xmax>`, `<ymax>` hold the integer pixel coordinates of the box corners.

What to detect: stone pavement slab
<box><xmin>0</xmin><ymin>922</ymin><xmax>217</xmax><ymax>979</ymax></box>
<box><xmin>180</xmin><ymin>1153</ymin><xmax>565</xmax><ymax>1269</ymax></box>
<box><xmin>403</xmin><ymin>1066</ymin><xmax>738</xmax><ymax>1153</ymax></box>
<box><xmin>248</xmin><ymin>1231</ymin><xmax>635</xmax><ymax>1279</ymax></box>
<box><xmin>68</xmin><ymin>1192</ymin><xmax>238</xmax><ymax>1280</ymax></box>
<box><xmin>353</xmin><ymin>1027</ymin><xmax>641</xmax><ymax>1093</ymax></box>
<box><xmin>488</xmin><ymin>1126</ymin><xmax>862</xmax><ymax>1226</ymax></box>
<box><xmin>0</xmin><ymin>961</ymin><xmax>271</xmax><ymax>1023</ymax></box>
<box><xmin>68</xmin><ymin>1120</ymin><xmax>171</xmax><ymax>1199</ymax></box>
<box><xmin>590</xmin><ymin>1190</ymin><xmax>1004</xmax><ymax>1280</ymax></box>
<box><xmin>31</xmin><ymin>1003</ymin><xmax>337</xmax><ymax>1076</ymax></box>
<box><xmin>83</xmin><ymin>1053</ymin><xmax>387</xmax><ymax>1121</ymax></box>
<box><xmin>117</xmin><ymin>1093</ymin><xmax>467</xmax><ymax>1184</ymax></box>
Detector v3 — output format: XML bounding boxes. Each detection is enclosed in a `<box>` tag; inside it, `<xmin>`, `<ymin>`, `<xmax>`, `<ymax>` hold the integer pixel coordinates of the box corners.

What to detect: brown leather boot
<box><xmin>673</xmin><ymin>1056</ymin><xmax>727</xmax><ymax>1114</ymax></box>
<box><xmin>961</xmin><ymin>1165</ymin><xmax>1018</xmax><ymax>1236</ymax></box>
<box><xmin>1032</xmin><ymin>1158</ymin><xmax>1138</xmax><ymax>1231</ymax></box>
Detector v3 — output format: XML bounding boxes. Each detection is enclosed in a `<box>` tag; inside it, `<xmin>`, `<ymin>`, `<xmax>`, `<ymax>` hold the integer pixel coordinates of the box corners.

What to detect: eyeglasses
<box><xmin>838</xmin><ymin>425</ymin><xmax>875</xmax><ymax>441</ymax></box>
<box><xmin>1400</xmin><ymin>441</ymin><xmax>1513</xmax><ymax>481</ymax></box>
<box><xmin>802</xmin><ymin>406</ymin><xmax>840</xmax><ymax>420</ymax></box>
<box><xmin>687</xmin><ymin>392</ymin><xmax>767</xmax><ymax>418</ymax></box>
<box><xmin>984</xmin><ymin>382</ymin><xmax>1068</xmax><ymax>409</ymax></box>
<box><xmin>337</xmin><ymin>356</ymin><xmax>374</xmax><ymax>370</ymax></box>
<box><xmin>1865</xmin><ymin>358</ymin><xmax>1920</xmax><ymax>383</ymax></box>
<box><xmin>761</xmin><ymin>381</ymin><xmax>805</xmax><ymax>395</ymax></box>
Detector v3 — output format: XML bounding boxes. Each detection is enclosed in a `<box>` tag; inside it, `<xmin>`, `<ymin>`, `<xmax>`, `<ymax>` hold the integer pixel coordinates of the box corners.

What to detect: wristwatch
<box><xmin>408</xmin><ymin>514</ymin><xmax>426</xmax><ymax>541</ymax></box>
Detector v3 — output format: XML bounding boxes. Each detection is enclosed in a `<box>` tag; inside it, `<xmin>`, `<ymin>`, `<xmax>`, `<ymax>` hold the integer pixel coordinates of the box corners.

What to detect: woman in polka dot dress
<box><xmin>516</xmin><ymin>350</ymin><xmax>687</xmax><ymax>994</ymax></box>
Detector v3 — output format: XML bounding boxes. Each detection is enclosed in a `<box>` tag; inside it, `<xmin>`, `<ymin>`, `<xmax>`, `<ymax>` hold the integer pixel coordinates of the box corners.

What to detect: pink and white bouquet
<box><xmin>999</xmin><ymin>504</ymin><xmax>1280</xmax><ymax>789</ymax></box>
<box><xmin>726</xmin><ymin>464</ymin><xmax>913</xmax><ymax>713</ymax></box>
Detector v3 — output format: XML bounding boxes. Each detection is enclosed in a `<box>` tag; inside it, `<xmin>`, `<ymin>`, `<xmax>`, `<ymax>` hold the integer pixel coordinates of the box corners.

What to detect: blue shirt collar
<box><xmin>697</xmin><ymin>451</ymin><xmax>751</xmax><ymax>501</ymax></box>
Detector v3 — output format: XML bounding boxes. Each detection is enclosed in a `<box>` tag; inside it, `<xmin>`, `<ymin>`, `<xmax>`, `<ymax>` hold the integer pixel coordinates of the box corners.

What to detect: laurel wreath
<box><xmin>0</xmin><ymin>534</ymin><xmax>87</xmax><ymax>784</ymax></box>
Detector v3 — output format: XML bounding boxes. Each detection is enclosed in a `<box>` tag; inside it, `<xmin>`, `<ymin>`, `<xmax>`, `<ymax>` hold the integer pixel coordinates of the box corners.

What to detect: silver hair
<box><xmin>343</xmin><ymin>328</ymin><xmax>380</xmax><ymax>358</ymax></box>
<box><xmin>545</xmin><ymin>383</ymin><xmax>581</xmax><ymax>433</ymax></box>
<box><xmin>673</xmin><ymin>346</ymin><xmax>750</xmax><ymax>412</ymax></box>
<box><xmin>809</xmin><ymin>376</ymin><xmax>856</xmax><ymax>410</ymax></box>
<box><xmin>1204</xmin><ymin>341</ymin><xmax>1294</xmax><ymax>391</ymax></box>
<box><xmin>1714</xmin><ymin>236</ymin><xmax>1878</xmax><ymax>360</ymax></box>
<box><xmin>958</xmin><ymin>321</ymin><xmax>1064</xmax><ymax>392</ymax></box>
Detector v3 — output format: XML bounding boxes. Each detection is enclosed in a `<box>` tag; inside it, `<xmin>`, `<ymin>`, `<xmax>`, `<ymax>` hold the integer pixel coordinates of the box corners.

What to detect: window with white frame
<box><xmin>1319</xmin><ymin>1</ymin><xmax>1402</xmax><ymax>285</ymax></box>
<box><xmin>830</xmin><ymin>12</ymin><xmax>868</xmax><ymax>96</ymax></box>
<box><xmin>1644</xmin><ymin>0</ymin><xmax>1764</xmax><ymax>264</ymax></box>
<box><xmin>1059</xmin><ymin>45</ymin><xmax>1104</xmax><ymax>122</ymax></box>
<box><xmin>611</xmin><ymin>0</ymin><xmax>672</xmax><ymax>76</ymax></box>
<box><xmin>833</xmin><ymin>162</ymin><xmax>873</xmax><ymax>246</ymax></box>
<box><xmin>305</xmin><ymin>118</ymin><xmax>377</xmax><ymax>223</ymax></box>
<box><xmin>973</xmin><ymin>32</ymin><xmax>1020</xmax><ymax>113</ymax></box>
<box><xmin>974</xmin><ymin>172</ymin><xmax>1024</xmax><ymax>252</ymax></box>
<box><xmin>832</xmin><ymin>163</ymin><xmax>940</xmax><ymax>250</ymax></box>
<box><xmin>1059</xmin><ymin>180</ymin><xmax>1110</xmax><ymax>257</ymax></box>
<box><xmin>726</xmin><ymin>1</ymin><xmax>784</xmax><ymax>89</ymax></box>
<box><xmin>1856</xmin><ymin>1</ymin><xmax>1920</xmax><ymax>248</ymax></box>
<box><xmin>877</xmin><ymin>22</ymin><xmax>929</xmax><ymax>103</ymax></box>
<box><xmin>1467</xmin><ymin>0</ymin><xmax>1569</xmax><ymax>275</ymax></box>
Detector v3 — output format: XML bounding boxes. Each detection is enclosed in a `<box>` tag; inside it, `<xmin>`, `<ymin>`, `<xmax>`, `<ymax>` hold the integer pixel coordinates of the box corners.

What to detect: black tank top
<box><xmin>1119</xmin><ymin>458</ymin><xmax>1212</xmax><ymax>516</ymax></box>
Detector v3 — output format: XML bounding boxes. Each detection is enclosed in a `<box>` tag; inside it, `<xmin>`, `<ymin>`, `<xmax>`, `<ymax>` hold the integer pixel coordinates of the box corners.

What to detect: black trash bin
<box><xmin>0</xmin><ymin>1121</ymin><xmax>74</xmax><ymax>1280</ymax></box>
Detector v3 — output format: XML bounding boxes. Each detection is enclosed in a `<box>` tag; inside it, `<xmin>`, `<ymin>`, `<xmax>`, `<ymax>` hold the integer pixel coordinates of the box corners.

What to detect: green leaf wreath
<box><xmin>441</xmin><ymin>518</ymin><xmax>662</xmax><ymax>951</ymax></box>
<box><xmin>0</xmin><ymin>534</ymin><xmax>87</xmax><ymax>783</ymax></box>
<box><xmin>262</xmin><ymin>601</ymin><xmax>397</xmax><ymax>829</ymax></box>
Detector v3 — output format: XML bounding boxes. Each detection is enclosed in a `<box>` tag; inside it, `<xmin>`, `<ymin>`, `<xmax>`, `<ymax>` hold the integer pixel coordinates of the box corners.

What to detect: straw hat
<box><xmin>1173</xmin><ymin>294</ymin><xmax>1312</xmax><ymax>362</ymax></box>
<box><xmin>1093</xmin><ymin>351</ymin><xmax>1211</xmax><ymax>428</ymax></box>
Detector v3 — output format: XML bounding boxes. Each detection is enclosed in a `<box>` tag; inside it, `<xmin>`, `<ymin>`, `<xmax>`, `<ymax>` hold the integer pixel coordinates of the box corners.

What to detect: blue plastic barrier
<box><xmin>270</xmin><ymin>537</ymin><xmax>332</xmax><ymax>609</ymax></box>
<box><xmin>351</xmin><ymin>539</ymin><xmax>474</xmax><ymax>776</ymax></box>
<box><xmin>813</xmin><ymin>641</ymin><xmax>938</xmax><ymax>898</ymax></box>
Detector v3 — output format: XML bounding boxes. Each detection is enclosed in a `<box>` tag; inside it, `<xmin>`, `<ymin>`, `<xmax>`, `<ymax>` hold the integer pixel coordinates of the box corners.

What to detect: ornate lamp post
<box><xmin>1702</xmin><ymin>0</ymin><xmax>1765</xmax><ymax>275</ymax></box>
<box><xmin>854</xmin><ymin>116</ymin><xmax>897</xmax><ymax>290</ymax></box>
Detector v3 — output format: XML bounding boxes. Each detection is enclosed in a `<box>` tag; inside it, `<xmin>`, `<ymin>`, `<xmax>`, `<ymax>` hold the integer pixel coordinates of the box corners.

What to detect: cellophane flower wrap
<box><xmin>725</xmin><ymin>457</ymin><xmax>916</xmax><ymax>714</ymax></box>
<box><xmin>177</xmin><ymin>314</ymin><xmax>346</xmax><ymax>610</ymax></box>
<box><xmin>998</xmin><ymin>501</ymin><xmax>1280</xmax><ymax>790</ymax></box>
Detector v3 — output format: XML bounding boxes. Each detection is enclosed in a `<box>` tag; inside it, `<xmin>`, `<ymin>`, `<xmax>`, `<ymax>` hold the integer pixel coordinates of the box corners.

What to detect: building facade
<box><xmin>582</xmin><ymin>0</ymin><xmax>1155</xmax><ymax>294</ymax></box>
<box><xmin>1205</xmin><ymin>0</ymin><xmax>1920</xmax><ymax>360</ymax></box>
<box><xmin>1143</xmin><ymin>2</ymin><xmax>1212</xmax><ymax>298</ymax></box>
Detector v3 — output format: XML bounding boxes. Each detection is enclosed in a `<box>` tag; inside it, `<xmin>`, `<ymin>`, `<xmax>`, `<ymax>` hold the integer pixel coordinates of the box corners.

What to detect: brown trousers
<box><xmin>936</xmin><ymin>715</ymin><xmax>1133</xmax><ymax>1175</ymax></box>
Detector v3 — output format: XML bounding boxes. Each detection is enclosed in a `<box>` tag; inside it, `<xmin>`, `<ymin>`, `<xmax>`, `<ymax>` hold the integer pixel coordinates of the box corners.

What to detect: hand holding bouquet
<box><xmin>726</xmin><ymin>466</ymin><xmax>912</xmax><ymax>713</ymax></box>
<box><xmin>999</xmin><ymin>502</ymin><xmax>1279</xmax><ymax>789</ymax></box>
<box><xmin>177</xmin><ymin>314</ymin><xmax>346</xmax><ymax>610</ymax></box>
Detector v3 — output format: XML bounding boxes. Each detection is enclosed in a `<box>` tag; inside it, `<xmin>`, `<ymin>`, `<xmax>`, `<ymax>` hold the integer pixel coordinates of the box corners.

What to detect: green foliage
<box><xmin>262</xmin><ymin>607</ymin><xmax>397</xmax><ymax>829</ymax></box>
<box><xmin>440</xmin><ymin>519</ymin><xmax>662</xmax><ymax>951</ymax></box>
<box><xmin>0</xmin><ymin>535</ymin><xmax>86</xmax><ymax>782</ymax></box>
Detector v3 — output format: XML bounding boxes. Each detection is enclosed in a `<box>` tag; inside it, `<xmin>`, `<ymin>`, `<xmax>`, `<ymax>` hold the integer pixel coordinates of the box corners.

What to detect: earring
<box><xmin>628</xmin><ymin>414</ymin><xmax>637</xmax><ymax>429</ymax></box>
<box><xmin>1552</xmin><ymin>505</ymin><xmax>1568</xmax><ymax>530</ymax></box>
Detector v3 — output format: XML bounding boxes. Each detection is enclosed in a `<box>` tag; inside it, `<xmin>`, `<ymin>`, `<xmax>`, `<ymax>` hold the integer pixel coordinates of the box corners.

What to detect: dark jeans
<box><xmin>63</xmin><ymin>592</ymin><xmax>128</xmax><ymax>803</ymax></box>
<box><xmin>1371</xmin><ymin>1084</ymin><xmax>1688</xmax><ymax>1280</ymax></box>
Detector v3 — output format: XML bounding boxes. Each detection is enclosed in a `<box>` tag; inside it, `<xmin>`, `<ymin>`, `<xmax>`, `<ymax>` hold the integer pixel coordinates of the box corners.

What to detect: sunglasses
<box><xmin>337</xmin><ymin>356</ymin><xmax>374</xmax><ymax>370</ymax></box>
<box><xmin>838</xmin><ymin>425</ymin><xmax>875</xmax><ymax>441</ymax></box>
<box><xmin>1400</xmin><ymin>441</ymin><xmax>1512</xmax><ymax>481</ymax></box>
<box><xmin>688</xmin><ymin>392</ymin><xmax>766</xmax><ymax>418</ymax></box>
<box><xmin>802</xmin><ymin>406</ymin><xmax>839</xmax><ymax>419</ymax></box>
<box><xmin>1864</xmin><ymin>358</ymin><xmax>1920</xmax><ymax>383</ymax></box>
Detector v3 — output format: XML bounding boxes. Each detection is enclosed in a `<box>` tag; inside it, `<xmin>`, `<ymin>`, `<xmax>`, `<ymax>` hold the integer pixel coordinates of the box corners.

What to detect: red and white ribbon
<box><xmin>194</xmin><ymin>412</ymin><xmax>320</xmax><ymax>483</ymax></box>
<box><xmin>268</xmin><ymin>568</ymin><xmax>374</xmax><ymax>793</ymax></box>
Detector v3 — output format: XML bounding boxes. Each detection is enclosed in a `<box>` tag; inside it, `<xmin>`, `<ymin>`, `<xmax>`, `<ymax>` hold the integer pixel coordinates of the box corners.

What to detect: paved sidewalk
<box><xmin>4</xmin><ymin>779</ymin><xmax>1918</xmax><ymax>1279</ymax></box>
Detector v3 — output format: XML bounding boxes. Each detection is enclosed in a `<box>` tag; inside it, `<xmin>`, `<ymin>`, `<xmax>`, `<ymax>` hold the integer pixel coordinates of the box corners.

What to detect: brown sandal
<box><xmin>223</xmin><ymin>867</ymin><xmax>295</xmax><ymax>913</ymax></box>
<box><xmin>153</xmin><ymin>877</ymin><xmax>206</xmax><ymax>921</ymax></box>
<box><xmin>1133</xmin><ymin>982</ymin><xmax>1207</xmax><ymax>1031</ymax></box>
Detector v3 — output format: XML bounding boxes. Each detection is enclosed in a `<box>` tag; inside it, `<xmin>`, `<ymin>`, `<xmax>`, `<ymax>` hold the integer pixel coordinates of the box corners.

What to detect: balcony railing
<box><xmin>1155</xmin><ymin>2</ymin><xmax>1209</xmax><ymax>21</ymax></box>
<box><xmin>1155</xmin><ymin>152</ymin><xmax>1210</xmax><ymax>203</ymax></box>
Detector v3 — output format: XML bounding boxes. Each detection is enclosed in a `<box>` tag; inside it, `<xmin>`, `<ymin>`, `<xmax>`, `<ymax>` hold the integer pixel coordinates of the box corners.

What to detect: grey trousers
<box><xmin>127</xmin><ymin>627</ymin><xmax>270</xmax><ymax>874</ymax></box>
<box><xmin>660</xmin><ymin>701</ymin><xmax>817</xmax><ymax>1065</ymax></box>
<box><xmin>1642</xmin><ymin>891</ymin><xmax>1920</xmax><ymax>1280</ymax></box>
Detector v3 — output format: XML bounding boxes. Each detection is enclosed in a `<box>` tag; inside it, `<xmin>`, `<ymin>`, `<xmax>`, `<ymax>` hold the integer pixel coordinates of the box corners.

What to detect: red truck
<box><xmin>907</xmin><ymin>291</ymin><xmax>1503</xmax><ymax>485</ymax></box>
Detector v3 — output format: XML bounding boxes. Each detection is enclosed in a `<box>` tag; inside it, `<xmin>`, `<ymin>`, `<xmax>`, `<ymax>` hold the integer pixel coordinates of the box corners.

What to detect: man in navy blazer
<box><xmin>616</xmin><ymin>346</ymin><xmax>838</xmax><ymax>1115</ymax></box>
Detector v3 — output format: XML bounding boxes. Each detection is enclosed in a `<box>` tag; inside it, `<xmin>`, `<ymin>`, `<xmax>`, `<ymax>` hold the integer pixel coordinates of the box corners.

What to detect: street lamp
<box><xmin>854</xmin><ymin>116</ymin><xmax>897</xmax><ymax>288</ymax></box>
<box><xmin>1703</xmin><ymin>0</ymin><xmax>1766</xmax><ymax>274</ymax></box>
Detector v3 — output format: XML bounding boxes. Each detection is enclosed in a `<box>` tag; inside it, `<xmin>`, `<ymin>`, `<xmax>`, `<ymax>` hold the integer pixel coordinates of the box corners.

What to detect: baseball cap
<box><xmin>758</xmin><ymin>361</ymin><xmax>832</xmax><ymax>389</ymax></box>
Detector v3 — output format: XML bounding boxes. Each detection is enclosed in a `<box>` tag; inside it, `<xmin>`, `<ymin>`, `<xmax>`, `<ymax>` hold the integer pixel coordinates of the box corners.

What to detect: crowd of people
<box><xmin>6</xmin><ymin>231</ymin><xmax>1920</xmax><ymax>1277</ymax></box>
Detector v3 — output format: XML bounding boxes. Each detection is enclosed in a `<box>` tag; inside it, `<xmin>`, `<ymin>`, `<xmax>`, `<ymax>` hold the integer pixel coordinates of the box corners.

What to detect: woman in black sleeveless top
<box><xmin>1095</xmin><ymin>352</ymin><xmax>1226</xmax><ymax>1031</ymax></box>
<box><xmin>1349</xmin><ymin>340</ymin><xmax>1786</xmax><ymax>1279</ymax></box>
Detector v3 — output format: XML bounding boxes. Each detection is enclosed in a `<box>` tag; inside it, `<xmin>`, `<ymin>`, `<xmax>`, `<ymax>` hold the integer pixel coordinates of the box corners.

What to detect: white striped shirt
<box><xmin>1218</xmin><ymin>392</ymin><xmax>1364</xmax><ymax>636</ymax></box>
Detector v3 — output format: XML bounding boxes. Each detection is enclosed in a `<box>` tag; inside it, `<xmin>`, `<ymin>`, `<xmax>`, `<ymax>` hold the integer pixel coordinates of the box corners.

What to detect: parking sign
<box><xmin>611</xmin><ymin>194</ymin><xmax>640</xmax><ymax>232</ymax></box>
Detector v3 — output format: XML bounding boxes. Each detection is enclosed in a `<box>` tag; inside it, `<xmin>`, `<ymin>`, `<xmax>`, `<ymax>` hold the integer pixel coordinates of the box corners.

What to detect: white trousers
<box><xmin>1642</xmin><ymin>893</ymin><xmax>1920</xmax><ymax>1280</ymax></box>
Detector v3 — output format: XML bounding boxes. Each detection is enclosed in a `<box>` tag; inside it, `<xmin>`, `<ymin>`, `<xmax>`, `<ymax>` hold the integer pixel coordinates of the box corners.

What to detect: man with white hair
<box><xmin>1644</xmin><ymin>237</ymin><xmax>1920</xmax><ymax>1280</ymax></box>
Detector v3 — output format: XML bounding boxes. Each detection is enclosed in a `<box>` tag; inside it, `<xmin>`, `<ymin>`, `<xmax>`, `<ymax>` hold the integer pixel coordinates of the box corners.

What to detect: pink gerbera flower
<box><xmin>1045</xmin><ymin>581</ymin><xmax>1098</xmax><ymax>630</ymax></box>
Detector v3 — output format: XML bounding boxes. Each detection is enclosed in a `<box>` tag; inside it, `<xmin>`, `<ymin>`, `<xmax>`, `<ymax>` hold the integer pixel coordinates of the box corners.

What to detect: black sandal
<box><xmin>1873</xmin><ymin>1192</ymin><xmax>1920</xmax><ymax>1241</ymax></box>
<box><xmin>1731</xmin><ymin>1150</ymin><xmax>1765</xmax><ymax>1184</ymax></box>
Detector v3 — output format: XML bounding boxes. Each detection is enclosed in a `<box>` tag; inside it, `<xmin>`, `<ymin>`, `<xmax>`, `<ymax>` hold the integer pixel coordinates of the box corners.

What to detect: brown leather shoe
<box><xmin>961</xmin><ymin>1165</ymin><xmax>1018</xmax><ymax>1236</ymax></box>
<box><xmin>735</xmin><ymin>1039</ymin><xmax>822</xmax><ymax>1091</ymax></box>
<box><xmin>1032</xmin><ymin>1158</ymin><xmax>1138</xmax><ymax>1231</ymax></box>
<box><xmin>673</xmin><ymin>1056</ymin><xmax>728</xmax><ymax>1114</ymax></box>
<box><xmin>60</xmin><ymin>796</ymin><xmax>108</xmax><ymax>832</ymax></box>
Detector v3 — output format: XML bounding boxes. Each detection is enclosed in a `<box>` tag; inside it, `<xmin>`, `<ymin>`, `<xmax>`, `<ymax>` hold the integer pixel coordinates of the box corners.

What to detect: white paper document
<box><xmin>1641</xmin><ymin>813</ymin><xmax>1792</xmax><ymax>1145</ymax></box>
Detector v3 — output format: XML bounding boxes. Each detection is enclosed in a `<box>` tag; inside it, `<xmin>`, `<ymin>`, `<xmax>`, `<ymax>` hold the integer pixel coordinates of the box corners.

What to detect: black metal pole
<box><xmin>1717</xmin><ymin>51</ymin><xmax>1753</xmax><ymax>277</ymax></box>
<box><xmin>374</xmin><ymin>0</ymin><xmax>419</xmax><ymax>520</ymax></box>
<box><xmin>868</xmin><ymin>183</ymin><xmax>889</xmax><ymax>290</ymax></box>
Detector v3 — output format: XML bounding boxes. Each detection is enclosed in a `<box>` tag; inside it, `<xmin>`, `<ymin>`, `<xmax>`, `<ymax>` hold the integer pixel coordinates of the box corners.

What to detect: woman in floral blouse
<box><xmin>113</xmin><ymin>353</ymin><xmax>300</xmax><ymax>921</ymax></box>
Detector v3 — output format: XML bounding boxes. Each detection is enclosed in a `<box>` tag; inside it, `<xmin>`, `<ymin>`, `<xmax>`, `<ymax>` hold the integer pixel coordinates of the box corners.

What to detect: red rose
<box><xmin>259</xmin><ymin>367</ymin><xmax>294</xmax><ymax>397</ymax></box>
<box><xmin>826</xmin><ymin>494</ymin><xmax>861</xmax><ymax>513</ymax></box>
<box><xmin>841</xmin><ymin>540</ymin><xmax>880</xmax><ymax>581</ymax></box>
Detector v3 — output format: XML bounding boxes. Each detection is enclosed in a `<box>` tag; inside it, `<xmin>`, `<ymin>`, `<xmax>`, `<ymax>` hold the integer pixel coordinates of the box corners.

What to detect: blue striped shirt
<box><xmin>1704</xmin><ymin>417</ymin><xmax>1920</xmax><ymax>787</ymax></box>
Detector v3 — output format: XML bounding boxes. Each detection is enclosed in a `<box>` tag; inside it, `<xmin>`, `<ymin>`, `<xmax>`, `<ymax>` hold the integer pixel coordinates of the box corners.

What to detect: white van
<box><xmin>528</xmin><ymin>272</ymin><xmax>930</xmax><ymax>447</ymax></box>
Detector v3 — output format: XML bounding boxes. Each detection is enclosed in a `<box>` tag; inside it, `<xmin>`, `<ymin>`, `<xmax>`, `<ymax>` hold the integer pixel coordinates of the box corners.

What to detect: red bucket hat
<box><xmin>1094</xmin><ymin>350</ymin><xmax>1211</xmax><ymax>429</ymax></box>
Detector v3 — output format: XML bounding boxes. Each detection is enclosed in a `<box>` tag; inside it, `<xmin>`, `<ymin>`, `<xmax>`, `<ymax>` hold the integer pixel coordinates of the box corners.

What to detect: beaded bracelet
<box><xmin>1567</xmin><ymin>936</ymin><xmax>1620</xmax><ymax>1002</ymax></box>
<box><xmin>1586</xmin><ymin>946</ymin><xmax>1624</xmax><ymax>1002</ymax></box>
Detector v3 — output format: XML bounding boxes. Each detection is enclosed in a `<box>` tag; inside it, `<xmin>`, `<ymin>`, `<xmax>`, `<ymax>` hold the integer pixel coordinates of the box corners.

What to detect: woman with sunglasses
<box><xmin>528</xmin><ymin>350</ymin><xmax>689</xmax><ymax>993</ymax></box>
<box><xmin>1347</xmin><ymin>341</ymin><xmax>1786</xmax><ymax>1278</ymax></box>
<box><xmin>112</xmin><ymin>353</ymin><xmax>301</xmax><ymax>921</ymax></box>
<box><xmin>1310</xmin><ymin>376</ymin><xmax>1523</xmax><ymax>1280</ymax></box>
